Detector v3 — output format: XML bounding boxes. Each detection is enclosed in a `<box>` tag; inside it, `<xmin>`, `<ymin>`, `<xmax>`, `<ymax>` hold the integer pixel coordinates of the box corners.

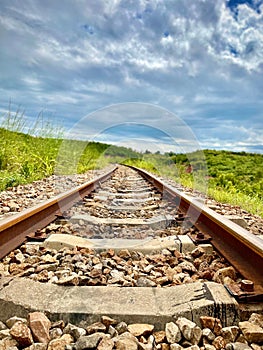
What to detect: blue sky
<box><xmin>0</xmin><ymin>0</ymin><xmax>263</xmax><ymax>153</ymax></box>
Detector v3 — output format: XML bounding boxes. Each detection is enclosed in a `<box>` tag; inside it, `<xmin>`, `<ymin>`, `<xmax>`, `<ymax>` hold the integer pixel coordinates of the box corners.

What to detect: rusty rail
<box><xmin>128</xmin><ymin>165</ymin><xmax>263</xmax><ymax>302</ymax></box>
<box><xmin>1</xmin><ymin>164</ymin><xmax>263</xmax><ymax>301</ymax></box>
<box><xmin>0</xmin><ymin>167</ymin><xmax>117</xmax><ymax>260</ymax></box>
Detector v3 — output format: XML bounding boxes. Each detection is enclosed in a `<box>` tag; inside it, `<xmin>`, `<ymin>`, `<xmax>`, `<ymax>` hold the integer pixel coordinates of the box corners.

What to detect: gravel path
<box><xmin>0</xmin><ymin>167</ymin><xmax>114</xmax><ymax>219</ymax></box>
<box><xmin>0</xmin><ymin>242</ymin><xmax>237</xmax><ymax>287</ymax></box>
<box><xmin>1</xmin><ymin>166</ymin><xmax>262</xmax><ymax>236</ymax></box>
<box><xmin>1</xmin><ymin>167</ymin><xmax>262</xmax><ymax>349</ymax></box>
<box><xmin>159</xmin><ymin>175</ymin><xmax>263</xmax><ymax>237</ymax></box>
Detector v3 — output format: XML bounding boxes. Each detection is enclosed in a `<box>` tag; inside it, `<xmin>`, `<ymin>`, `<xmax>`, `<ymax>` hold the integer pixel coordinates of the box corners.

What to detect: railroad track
<box><xmin>0</xmin><ymin>165</ymin><xmax>262</xmax><ymax>320</ymax></box>
<box><xmin>128</xmin><ymin>166</ymin><xmax>263</xmax><ymax>303</ymax></box>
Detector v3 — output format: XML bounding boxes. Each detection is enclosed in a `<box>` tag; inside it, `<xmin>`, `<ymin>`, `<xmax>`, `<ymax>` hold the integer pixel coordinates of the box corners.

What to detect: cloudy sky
<box><xmin>0</xmin><ymin>0</ymin><xmax>263</xmax><ymax>153</ymax></box>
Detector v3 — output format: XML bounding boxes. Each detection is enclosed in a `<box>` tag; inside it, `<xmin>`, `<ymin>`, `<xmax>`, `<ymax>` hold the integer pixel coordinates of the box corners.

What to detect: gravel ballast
<box><xmin>0</xmin><ymin>312</ymin><xmax>262</xmax><ymax>349</ymax></box>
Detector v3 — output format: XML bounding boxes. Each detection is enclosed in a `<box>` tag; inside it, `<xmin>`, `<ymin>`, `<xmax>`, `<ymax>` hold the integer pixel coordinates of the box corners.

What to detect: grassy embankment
<box><xmin>0</xmin><ymin>127</ymin><xmax>141</xmax><ymax>190</ymax></box>
<box><xmin>0</xmin><ymin>109</ymin><xmax>140</xmax><ymax>190</ymax></box>
<box><xmin>0</xmin><ymin>110</ymin><xmax>262</xmax><ymax>217</ymax></box>
<box><xmin>124</xmin><ymin>150</ymin><xmax>263</xmax><ymax>217</ymax></box>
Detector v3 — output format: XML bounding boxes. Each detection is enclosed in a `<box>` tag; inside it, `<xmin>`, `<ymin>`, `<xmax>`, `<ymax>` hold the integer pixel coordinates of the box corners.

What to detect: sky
<box><xmin>0</xmin><ymin>0</ymin><xmax>263</xmax><ymax>153</ymax></box>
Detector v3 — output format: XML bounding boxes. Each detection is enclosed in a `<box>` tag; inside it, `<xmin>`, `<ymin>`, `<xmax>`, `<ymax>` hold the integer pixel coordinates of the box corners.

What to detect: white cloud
<box><xmin>211</xmin><ymin>2</ymin><xmax>263</xmax><ymax>71</ymax></box>
<box><xmin>0</xmin><ymin>0</ymin><xmax>262</xmax><ymax>153</ymax></box>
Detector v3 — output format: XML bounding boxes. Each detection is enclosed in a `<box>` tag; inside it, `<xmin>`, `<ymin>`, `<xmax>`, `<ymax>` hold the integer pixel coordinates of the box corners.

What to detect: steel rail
<box><xmin>1</xmin><ymin>164</ymin><xmax>262</xmax><ymax>301</ymax></box>
<box><xmin>0</xmin><ymin>166</ymin><xmax>117</xmax><ymax>260</ymax></box>
<box><xmin>128</xmin><ymin>165</ymin><xmax>263</xmax><ymax>301</ymax></box>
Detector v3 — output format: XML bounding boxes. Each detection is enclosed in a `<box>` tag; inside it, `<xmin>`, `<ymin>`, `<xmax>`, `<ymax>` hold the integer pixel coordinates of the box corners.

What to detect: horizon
<box><xmin>1</xmin><ymin>121</ymin><xmax>262</xmax><ymax>156</ymax></box>
<box><xmin>0</xmin><ymin>0</ymin><xmax>262</xmax><ymax>153</ymax></box>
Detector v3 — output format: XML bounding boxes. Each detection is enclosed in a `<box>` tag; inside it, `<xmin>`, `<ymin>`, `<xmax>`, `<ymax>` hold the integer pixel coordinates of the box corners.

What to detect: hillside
<box><xmin>0</xmin><ymin>127</ymin><xmax>140</xmax><ymax>190</ymax></box>
<box><xmin>0</xmin><ymin>127</ymin><xmax>262</xmax><ymax>217</ymax></box>
<box><xmin>124</xmin><ymin>150</ymin><xmax>263</xmax><ymax>217</ymax></box>
<box><xmin>170</xmin><ymin>149</ymin><xmax>263</xmax><ymax>199</ymax></box>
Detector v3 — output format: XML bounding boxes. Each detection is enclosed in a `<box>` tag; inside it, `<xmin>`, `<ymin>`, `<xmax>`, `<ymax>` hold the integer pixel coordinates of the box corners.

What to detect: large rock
<box><xmin>202</xmin><ymin>328</ymin><xmax>215</xmax><ymax>342</ymax></box>
<box><xmin>178</xmin><ymin>261</ymin><xmax>197</xmax><ymax>274</ymax></box>
<box><xmin>6</xmin><ymin>317</ymin><xmax>27</xmax><ymax>329</ymax></box>
<box><xmin>108</xmin><ymin>325</ymin><xmax>117</xmax><ymax>338</ymax></box>
<box><xmin>86</xmin><ymin>322</ymin><xmax>106</xmax><ymax>335</ymax></box>
<box><xmin>28</xmin><ymin>312</ymin><xmax>51</xmax><ymax>343</ymax></box>
<box><xmin>213</xmin><ymin>267</ymin><xmax>236</xmax><ymax>284</ymax></box>
<box><xmin>10</xmin><ymin>321</ymin><xmax>33</xmax><ymax>347</ymax></box>
<box><xmin>115</xmin><ymin>332</ymin><xmax>138</xmax><ymax>350</ymax></box>
<box><xmin>136</xmin><ymin>277</ymin><xmax>156</xmax><ymax>287</ymax></box>
<box><xmin>115</xmin><ymin>322</ymin><xmax>128</xmax><ymax>335</ymax></box>
<box><xmin>49</xmin><ymin>328</ymin><xmax>63</xmax><ymax>340</ymax></box>
<box><xmin>59</xmin><ymin>334</ymin><xmax>74</xmax><ymax>344</ymax></box>
<box><xmin>118</xmin><ymin>249</ymin><xmax>131</xmax><ymax>259</ymax></box>
<box><xmin>176</xmin><ymin>317</ymin><xmax>202</xmax><ymax>345</ymax></box>
<box><xmin>153</xmin><ymin>331</ymin><xmax>166</xmax><ymax>344</ymax></box>
<box><xmin>127</xmin><ymin>324</ymin><xmax>154</xmax><ymax>337</ymax></box>
<box><xmin>56</xmin><ymin>273</ymin><xmax>79</xmax><ymax>286</ymax></box>
<box><xmin>101</xmin><ymin>316</ymin><xmax>117</xmax><ymax>328</ymax></box>
<box><xmin>97</xmin><ymin>336</ymin><xmax>114</xmax><ymax>350</ymax></box>
<box><xmin>75</xmin><ymin>333</ymin><xmax>104</xmax><ymax>350</ymax></box>
<box><xmin>212</xmin><ymin>336</ymin><xmax>226</xmax><ymax>350</ymax></box>
<box><xmin>221</xmin><ymin>326</ymin><xmax>239</xmax><ymax>343</ymax></box>
<box><xmin>165</xmin><ymin>322</ymin><xmax>182</xmax><ymax>344</ymax></box>
<box><xmin>239</xmin><ymin>321</ymin><xmax>263</xmax><ymax>343</ymax></box>
<box><xmin>191</xmin><ymin>247</ymin><xmax>205</xmax><ymax>259</ymax></box>
<box><xmin>63</xmin><ymin>323</ymin><xmax>86</xmax><ymax>340</ymax></box>
<box><xmin>248</xmin><ymin>314</ymin><xmax>263</xmax><ymax>328</ymax></box>
<box><xmin>200</xmin><ymin>317</ymin><xmax>222</xmax><ymax>336</ymax></box>
<box><xmin>47</xmin><ymin>335</ymin><xmax>73</xmax><ymax>350</ymax></box>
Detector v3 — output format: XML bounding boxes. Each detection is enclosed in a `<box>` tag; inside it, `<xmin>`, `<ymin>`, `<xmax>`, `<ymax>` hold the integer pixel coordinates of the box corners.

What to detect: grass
<box><xmin>0</xmin><ymin>106</ymin><xmax>262</xmax><ymax>218</ymax></box>
<box><xmin>207</xmin><ymin>188</ymin><xmax>263</xmax><ymax>217</ymax></box>
<box><xmin>0</xmin><ymin>127</ymin><xmax>143</xmax><ymax>190</ymax></box>
<box><xmin>0</xmin><ymin>127</ymin><xmax>62</xmax><ymax>189</ymax></box>
<box><xmin>124</xmin><ymin>152</ymin><xmax>263</xmax><ymax>218</ymax></box>
<box><xmin>0</xmin><ymin>107</ymin><xmax>142</xmax><ymax>189</ymax></box>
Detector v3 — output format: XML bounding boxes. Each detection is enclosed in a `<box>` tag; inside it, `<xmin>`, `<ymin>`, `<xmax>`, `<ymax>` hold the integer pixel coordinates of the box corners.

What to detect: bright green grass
<box><xmin>1</xmin><ymin>109</ymin><xmax>262</xmax><ymax>217</ymax></box>
<box><xmin>0</xmin><ymin>128</ymin><xmax>142</xmax><ymax>190</ymax></box>
<box><xmin>0</xmin><ymin>127</ymin><xmax>62</xmax><ymax>189</ymax></box>
<box><xmin>207</xmin><ymin>188</ymin><xmax>263</xmax><ymax>217</ymax></box>
<box><xmin>0</xmin><ymin>104</ymin><xmax>142</xmax><ymax>189</ymax></box>
<box><xmin>124</xmin><ymin>152</ymin><xmax>263</xmax><ymax>218</ymax></box>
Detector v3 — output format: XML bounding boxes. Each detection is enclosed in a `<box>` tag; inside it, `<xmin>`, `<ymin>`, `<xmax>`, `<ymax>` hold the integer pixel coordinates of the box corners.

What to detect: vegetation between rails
<box><xmin>0</xmin><ymin>109</ymin><xmax>262</xmax><ymax>217</ymax></box>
